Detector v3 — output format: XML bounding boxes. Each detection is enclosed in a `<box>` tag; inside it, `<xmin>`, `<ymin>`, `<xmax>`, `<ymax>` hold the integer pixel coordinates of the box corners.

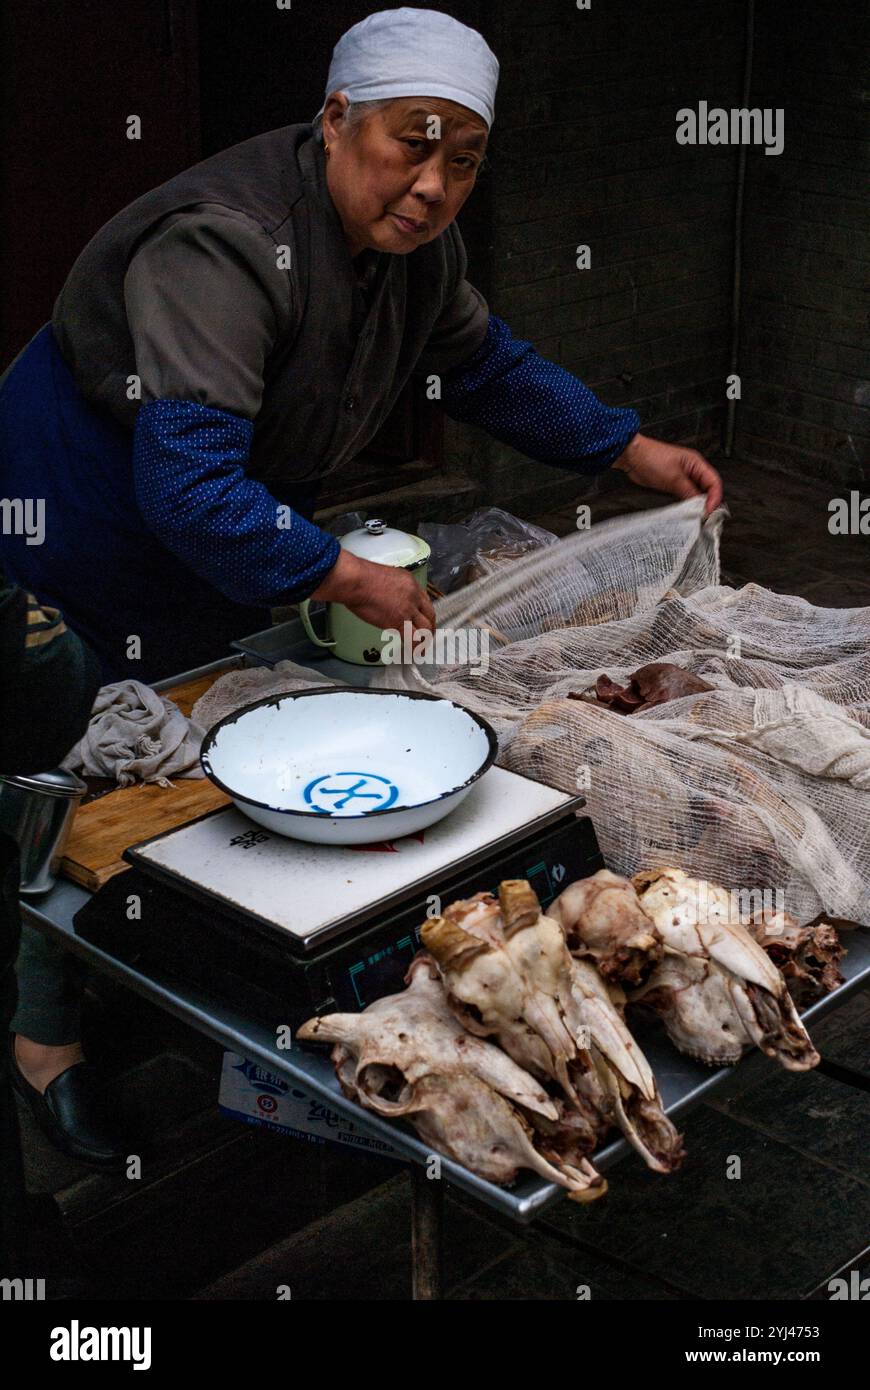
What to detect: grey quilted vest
<box><xmin>52</xmin><ymin>123</ymin><xmax>480</xmax><ymax>488</ymax></box>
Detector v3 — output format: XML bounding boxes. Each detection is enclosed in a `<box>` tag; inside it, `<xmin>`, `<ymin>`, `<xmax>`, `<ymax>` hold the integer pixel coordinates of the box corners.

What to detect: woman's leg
<box><xmin>11</xmin><ymin>924</ymin><xmax>87</xmax><ymax>1090</ymax></box>
<box><xmin>8</xmin><ymin>923</ymin><xmax>125</xmax><ymax>1166</ymax></box>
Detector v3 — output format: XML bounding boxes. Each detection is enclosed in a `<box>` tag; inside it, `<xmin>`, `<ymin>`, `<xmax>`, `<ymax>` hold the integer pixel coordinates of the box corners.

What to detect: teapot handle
<box><xmin>299</xmin><ymin>600</ymin><xmax>337</xmax><ymax>648</ymax></box>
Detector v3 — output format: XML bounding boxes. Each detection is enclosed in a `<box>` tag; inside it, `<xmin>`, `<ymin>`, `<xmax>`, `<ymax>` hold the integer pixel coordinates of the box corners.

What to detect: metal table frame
<box><xmin>19</xmin><ymin>637</ymin><xmax>870</xmax><ymax>1298</ymax></box>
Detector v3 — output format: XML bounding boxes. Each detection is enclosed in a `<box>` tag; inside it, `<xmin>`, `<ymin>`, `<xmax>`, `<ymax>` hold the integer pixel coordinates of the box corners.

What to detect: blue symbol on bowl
<box><xmin>303</xmin><ymin>771</ymin><xmax>399</xmax><ymax>814</ymax></box>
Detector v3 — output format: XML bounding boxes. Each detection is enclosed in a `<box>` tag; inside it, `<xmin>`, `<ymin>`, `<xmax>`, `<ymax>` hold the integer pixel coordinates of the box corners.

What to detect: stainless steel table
<box><xmin>19</xmin><ymin>630</ymin><xmax>870</xmax><ymax>1296</ymax></box>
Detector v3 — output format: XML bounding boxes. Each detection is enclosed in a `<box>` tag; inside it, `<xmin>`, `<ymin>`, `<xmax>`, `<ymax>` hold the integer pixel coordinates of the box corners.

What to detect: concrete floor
<box><xmin>15</xmin><ymin>452</ymin><xmax>870</xmax><ymax>1300</ymax></box>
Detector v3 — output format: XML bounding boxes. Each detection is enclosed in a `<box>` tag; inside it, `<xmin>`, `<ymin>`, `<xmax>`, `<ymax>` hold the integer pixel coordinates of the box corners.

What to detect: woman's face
<box><xmin>321</xmin><ymin>94</ymin><xmax>488</xmax><ymax>257</ymax></box>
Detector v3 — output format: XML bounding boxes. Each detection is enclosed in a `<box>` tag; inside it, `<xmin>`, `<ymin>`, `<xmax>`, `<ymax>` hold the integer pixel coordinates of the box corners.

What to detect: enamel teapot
<box><xmin>299</xmin><ymin>519</ymin><xmax>430</xmax><ymax>665</ymax></box>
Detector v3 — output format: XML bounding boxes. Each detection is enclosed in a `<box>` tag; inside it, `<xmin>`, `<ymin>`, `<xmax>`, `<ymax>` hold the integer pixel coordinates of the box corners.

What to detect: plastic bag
<box><xmin>323</xmin><ymin>510</ymin><xmax>366</xmax><ymax>537</ymax></box>
<box><xmin>418</xmin><ymin>507</ymin><xmax>558</xmax><ymax>594</ymax></box>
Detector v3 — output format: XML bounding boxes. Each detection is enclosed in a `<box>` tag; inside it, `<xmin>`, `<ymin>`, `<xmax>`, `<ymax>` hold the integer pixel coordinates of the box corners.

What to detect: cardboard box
<box><xmin>218</xmin><ymin>1052</ymin><xmax>401</xmax><ymax>1159</ymax></box>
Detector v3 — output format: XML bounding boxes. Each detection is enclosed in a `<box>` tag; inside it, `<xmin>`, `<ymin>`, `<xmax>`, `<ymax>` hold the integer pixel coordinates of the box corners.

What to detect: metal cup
<box><xmin>0</xmin><ymin>768</ymin><xmax>87</xmax><ymax>895</ymax></box>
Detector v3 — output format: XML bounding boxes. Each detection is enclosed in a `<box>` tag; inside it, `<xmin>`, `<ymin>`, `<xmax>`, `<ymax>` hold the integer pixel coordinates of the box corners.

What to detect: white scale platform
<box><xmin>127</xmin><ymin>767</ymin><xmax>576</xmax><ymax>949</ymax></box>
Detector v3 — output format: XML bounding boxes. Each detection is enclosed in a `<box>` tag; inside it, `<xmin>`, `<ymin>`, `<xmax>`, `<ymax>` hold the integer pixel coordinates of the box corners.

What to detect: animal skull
<box><xmin>422</xmin><ymin>884</ymin><xmax>607</xmax><ymax>1114</ymax></box>
<box><xmin>298</xmin><ymin>954</ymin><xmax>606</xmax><ymax>1200</ymax></box>
<box><xmin>549</xmin><ymin>868</ymin><xmax>663</xmax><ymax>986</ymax></box>
<box><xmin>568</xmin><ymin>955</ymin><xmax>685</xmax><ymax>1172</ymax></box>
<box><xmin>630</xmin><ymin>868</ymin><xmax>820</xmax><ymax>1071</ymax></box>
<box><xmin>423</xmin><ymin>880</ymin><xmax>682</xmax><ymax>1173</ymax></box>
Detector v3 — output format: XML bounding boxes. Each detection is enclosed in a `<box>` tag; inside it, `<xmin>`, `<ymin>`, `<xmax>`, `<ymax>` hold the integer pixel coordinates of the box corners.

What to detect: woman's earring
<box><xmin>324</xmin><ymin>142</ymin><xmax>330</xmax><ymax>158</ymax></box>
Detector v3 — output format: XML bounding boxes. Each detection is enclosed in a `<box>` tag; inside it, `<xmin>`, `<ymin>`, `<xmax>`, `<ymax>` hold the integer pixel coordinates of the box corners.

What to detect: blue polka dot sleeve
<box><xmin>133</xmin><ymin>399</ymin><xmax>340</xmax><ymax>606</ymax></box>
<box><xmin>440</xmin><ymin>314</ymin><xmax>641</xmax><ymax>474</ymax></box>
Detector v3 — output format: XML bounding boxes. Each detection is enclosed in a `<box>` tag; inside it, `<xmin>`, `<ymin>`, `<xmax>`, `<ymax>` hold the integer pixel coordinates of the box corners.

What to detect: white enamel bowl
<box><xmin>199</xmin><ymin>687</ymin><xmax>498</xmax><ymax>845</ymax></box>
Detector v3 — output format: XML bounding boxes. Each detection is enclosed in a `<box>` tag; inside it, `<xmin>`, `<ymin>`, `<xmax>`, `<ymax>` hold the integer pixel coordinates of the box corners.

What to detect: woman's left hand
<box><xmin>612</xmin><ymin>433</ymin><xmax>724</xmax><ymax>517</ymax></box>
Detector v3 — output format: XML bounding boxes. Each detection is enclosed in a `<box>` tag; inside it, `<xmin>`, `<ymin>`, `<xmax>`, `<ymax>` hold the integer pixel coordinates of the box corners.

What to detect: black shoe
<box><xmin>8</xmin><ymin>1033</ymin><xmax>128</xmax><ymax>1169</ymax></box>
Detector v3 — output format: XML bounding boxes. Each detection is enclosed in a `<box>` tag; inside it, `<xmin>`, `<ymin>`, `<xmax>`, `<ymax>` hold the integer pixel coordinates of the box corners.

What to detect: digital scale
<box><xmin>74</xmin><ymin>767</ymin><xmax>604</xmax><ymax>1029</ymax></box>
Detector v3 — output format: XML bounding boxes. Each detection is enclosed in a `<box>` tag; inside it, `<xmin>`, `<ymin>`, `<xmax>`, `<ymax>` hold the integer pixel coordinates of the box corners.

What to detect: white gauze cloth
<box><xmin>315</xmin><ymin>7</ymin><xmax>500</xmax><ymax>129</ymax></box>
<box><xmin>61</xmin><ymin>680</ymin><xmax>206</xmax><ymax>787</ymax></box>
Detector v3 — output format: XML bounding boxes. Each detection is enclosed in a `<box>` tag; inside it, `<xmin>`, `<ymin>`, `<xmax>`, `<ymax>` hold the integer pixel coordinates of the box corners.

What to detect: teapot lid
<box><xmin>339</xmin><ymin>518</ymin><xmax>430</xmax><ymax>568</ymax></box>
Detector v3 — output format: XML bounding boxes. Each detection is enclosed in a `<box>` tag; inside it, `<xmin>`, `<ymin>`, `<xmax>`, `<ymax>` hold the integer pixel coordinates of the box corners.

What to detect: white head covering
<box><xmin>314</xmin><ymin>7</ymin><xmax>499</xmax><ymax>131</ymax></box>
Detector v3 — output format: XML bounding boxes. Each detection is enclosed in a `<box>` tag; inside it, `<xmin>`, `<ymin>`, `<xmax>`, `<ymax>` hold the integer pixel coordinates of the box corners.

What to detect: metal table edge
<box><xmin>16</xmin><ymin>637</ymin><xmax>870</xmax><ymax>1225</ymax></box>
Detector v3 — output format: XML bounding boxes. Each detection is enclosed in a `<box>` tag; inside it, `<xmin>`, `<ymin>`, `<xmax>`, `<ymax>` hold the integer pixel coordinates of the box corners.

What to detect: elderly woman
<box><xmin>0</xmin><ymin>8</ymin><xmax>722</xmax><ymax>1158</ymax></box>
<box><xmin>1</xmin><ymin>7</ymin><xmax>722</xmax><ymax>685</ymax></box>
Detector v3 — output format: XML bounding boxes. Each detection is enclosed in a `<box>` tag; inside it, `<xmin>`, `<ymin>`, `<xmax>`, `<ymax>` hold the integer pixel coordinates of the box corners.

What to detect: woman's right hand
<box><xmin>310</xmin><ymin>549</ymin><xmax>436</xmax><ymax>635</ymax></box>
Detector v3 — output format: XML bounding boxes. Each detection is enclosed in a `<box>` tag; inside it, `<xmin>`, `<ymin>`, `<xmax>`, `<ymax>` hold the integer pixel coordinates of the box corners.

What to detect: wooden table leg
<box><xmin>410</xmin><ymin>1165</ymin><xmax>443</xmax><ymax>1300</ymax></box>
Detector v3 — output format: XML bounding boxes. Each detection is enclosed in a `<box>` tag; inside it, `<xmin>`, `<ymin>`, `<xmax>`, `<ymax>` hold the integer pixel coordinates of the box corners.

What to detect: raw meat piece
<box><xmin>586</xmin><ymin>662</ymin><xmax>714</xmax><ymax>715</ymax></box>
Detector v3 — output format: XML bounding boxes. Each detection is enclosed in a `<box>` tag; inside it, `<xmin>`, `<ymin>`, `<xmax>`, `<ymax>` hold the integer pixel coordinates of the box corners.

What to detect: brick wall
<box><xmin>449</xmin><ymin>0</ymin><xmax>867</xmax><ymax>512</ymax></box>
<box><xmin>738</xmin><ymin>0</ymin><xmax>869</xmax><ymax>488</ymax></box>
<box><xmin>449</xmin><ymin>0</ymin><xmax>744</xmax><ymax>511</ymax></box>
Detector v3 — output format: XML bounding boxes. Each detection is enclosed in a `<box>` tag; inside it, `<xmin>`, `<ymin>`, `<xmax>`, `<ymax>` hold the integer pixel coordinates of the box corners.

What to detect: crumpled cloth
<box><xmin>678</xmin><ymin>684</ymin><xmax>870</xmax><ymax>789</ymax></box>
<box><xmin>61</xmin><ymin>680</ymin><xmax>206</xmax><ymax>787</ymax></box>
<box><xmin>190</xmin><ymin>659</ymin><xmax>338</xmax><ymax>731</ymax></box>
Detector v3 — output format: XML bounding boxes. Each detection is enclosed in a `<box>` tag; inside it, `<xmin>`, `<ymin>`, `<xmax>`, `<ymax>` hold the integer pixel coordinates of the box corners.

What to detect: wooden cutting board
<box><xmin>61</xmin><ymin>671</ymin><xmax>232</xmax><ymax>891</ymax></box>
